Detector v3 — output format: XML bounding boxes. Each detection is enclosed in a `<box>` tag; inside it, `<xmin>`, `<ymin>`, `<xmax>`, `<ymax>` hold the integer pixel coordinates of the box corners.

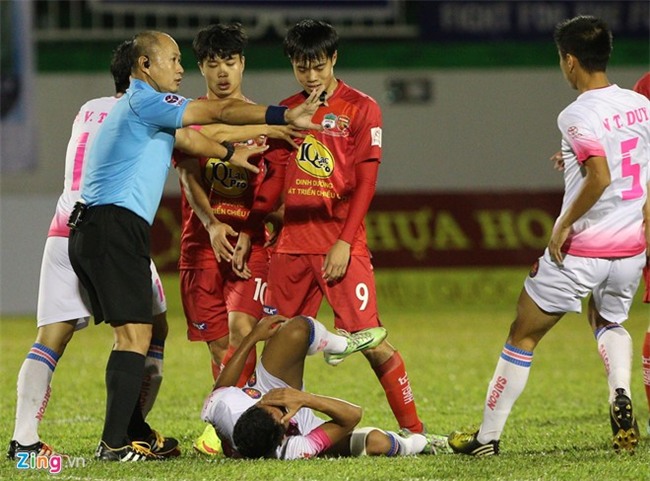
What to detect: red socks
<box><xmin>373</xmin><ymin>351</ymin><xmax>423</xmax><ymax>433</ymax></box>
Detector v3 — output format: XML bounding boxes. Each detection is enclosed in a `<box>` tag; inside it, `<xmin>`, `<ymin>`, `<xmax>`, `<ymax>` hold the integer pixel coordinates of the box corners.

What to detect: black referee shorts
<box><xmin>69</xmin><ymin>204</ymin><xmax>153</xmax><ymax>326</ymax></box>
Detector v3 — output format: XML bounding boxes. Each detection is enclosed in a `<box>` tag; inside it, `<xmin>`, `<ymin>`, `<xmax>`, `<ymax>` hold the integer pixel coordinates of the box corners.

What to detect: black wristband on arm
<box><xmin>265</xmin><ymin>106</ymin><xmax>288</xmax><ymax>125</ymax></box>
<box><xmin>221</xmin><ymin>141</ymin><xmax>235</xmax><ymax>162</ymax></box>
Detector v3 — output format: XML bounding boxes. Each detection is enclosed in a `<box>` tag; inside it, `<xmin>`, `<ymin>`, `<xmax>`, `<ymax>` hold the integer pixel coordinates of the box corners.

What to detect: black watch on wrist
<box><xmin>221</xmin><ymin>141</ymin><xmax>235</xmax><ymax>162</ymax></box>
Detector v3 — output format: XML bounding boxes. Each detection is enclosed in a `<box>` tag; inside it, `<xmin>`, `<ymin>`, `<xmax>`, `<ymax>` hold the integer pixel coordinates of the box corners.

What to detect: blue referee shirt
<box><xmin>82</xmin><ymin>79</ymin><xmax>189</xmax><ymax>225</ymax></box>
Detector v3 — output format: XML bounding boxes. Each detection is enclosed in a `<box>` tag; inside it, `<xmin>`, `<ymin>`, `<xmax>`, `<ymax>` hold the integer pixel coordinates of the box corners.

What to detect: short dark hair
<box><xmin>232</xmin><ymin>405</ymin><xmax>285</xmax><ymax>459</ymax></box>
<box><xmin>553</xmin><ymin>16</ymin><xmax>612</xmax><ymax>73</ymax></box>
<box><xmin>110</xmin><ymin>40</ymin><xmax>133</xmax><ymax>94</ymax></box>
<box><xmin>193</xmin><ymin>23</ymin><xmax>248</xmax><ymax>63</ymax></box>
<box><xmin>283</xmin><ymin>19</ymin><xmax>338</xmax><ymax>64</ymax></box>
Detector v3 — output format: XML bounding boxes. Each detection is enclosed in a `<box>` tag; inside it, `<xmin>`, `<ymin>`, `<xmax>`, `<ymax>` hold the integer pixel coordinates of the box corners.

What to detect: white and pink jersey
<box><xmin>557</xmin><ymin>84</ymin><xmax>650</xmax><ymax>258</ymax></box>
<box><xmin>201</xmin><ymin>362</ymin><xmax>330</xmax><ymax>460</ymax></box>
<box><xmin>48</xmin><ymin>96</ymin><xmax>118</xmax><ymax>237</ymax></box>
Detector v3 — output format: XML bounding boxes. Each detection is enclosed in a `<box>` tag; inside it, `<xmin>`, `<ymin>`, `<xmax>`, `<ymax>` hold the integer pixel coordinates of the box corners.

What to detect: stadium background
<box><xmin>0</xmin><ymin>0</ymin><xmax>648</xmax><ymax>314</ymax></box>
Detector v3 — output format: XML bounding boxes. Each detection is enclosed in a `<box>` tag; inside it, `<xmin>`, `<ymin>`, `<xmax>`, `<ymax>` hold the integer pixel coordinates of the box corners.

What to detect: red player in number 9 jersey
<box><xmin>272</xmin><ymin>82</ymin><xmax>381</xmax><ymax>257</ymax></box>
<box><xmin>237</xmin><ymin>19</ymin><xmax>426</xmax><ymax>436</ymax></box>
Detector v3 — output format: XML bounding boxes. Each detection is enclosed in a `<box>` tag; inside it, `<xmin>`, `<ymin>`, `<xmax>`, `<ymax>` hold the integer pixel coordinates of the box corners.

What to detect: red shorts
<box><xmin>267</xmin><ymin>253</ymin><xmax>380</xmax><ymax>332</ymax></box>
<box><xmin>180</xmin><ymin>248</ymin><xmax>269</xmax><ymax>342</ymax></box>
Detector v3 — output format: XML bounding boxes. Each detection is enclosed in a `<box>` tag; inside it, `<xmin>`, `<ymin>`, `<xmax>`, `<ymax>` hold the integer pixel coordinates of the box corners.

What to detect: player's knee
<box><xmin>588</xmin><ymin>308</ymin><xmax>615</xmax><ymax>332</ymax></box>
<box><xmin>279</xmin><ymin>316</ymin><xmax>312</xmax><ymax>343</ymax></box>
<box><xmin>362</xmin><ymin>339</ymin><xmax>393</xmax><ymax>366</ymax></box>
<box><xmin>113</xmin><ymin>323</ymin><xmax>152</xmax><ymax>354</ymax></box>
<box><xmin>208</xmin><ymin>336</ymin><xmax>228</xmax><ymax>363</ymax></box>
<box><xmin>35</xmin><ymin>321</ymin><xmax>77</xmax><ymax>355</ymax></box>
<box><xmin>228</xmin><ymin>313</ymin><xmax>257</xmax><ymax>344</ymax></box>
<box><xmin>350</xmin><ymin>427</ymin><xmax>388</xmax><ymax>456</ymax></box>
<box><xmin>365</xmin><ymin>429</ymin><xmax>391</xmax><ymax>456</ymax></box>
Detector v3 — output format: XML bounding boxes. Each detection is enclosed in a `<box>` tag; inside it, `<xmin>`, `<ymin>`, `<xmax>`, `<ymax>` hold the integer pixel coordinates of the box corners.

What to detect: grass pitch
<box><xmin>1</xmin><ymin>268</ymin><xmax>649</xmax><ymax>480</ymax></box>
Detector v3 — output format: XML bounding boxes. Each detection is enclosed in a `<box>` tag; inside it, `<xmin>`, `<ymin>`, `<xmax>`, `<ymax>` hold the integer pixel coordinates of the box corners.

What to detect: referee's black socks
<box><xmin>102</xmin><ymin>350</ymin><xmax>146</xmax><ymax>448</ymax></box>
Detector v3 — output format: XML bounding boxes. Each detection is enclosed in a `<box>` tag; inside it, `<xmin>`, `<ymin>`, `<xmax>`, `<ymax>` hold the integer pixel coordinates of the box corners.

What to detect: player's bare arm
<box><xmin>199</xmin><ymin>123</ymin><xmax>306</xmax><ymax>149</ymax></box>
<box><xmin>550</xmin><ymin>150</ymin><xmax>565</xmax><ymax>171</ymax></box>
<box><xmin>175</xmin><ymin>127</ymin><xmax>229</xmax><ymax>159</ymax></box>
<box><xmin>264</xmin><ymin>204</ymin><xmax>285</xmax><ymax>247</ymax></box>
<box><xmin>175</xmin><ymin>157</ymin><xmax>238</xmax><ymax>263</ymax></box>
<box><xmin>322</xmin><ymin>240</ymin><xmax>351</xmax><ymax>282</ymax></box>
<box><xmin>284</xmin><ymin>86</ymin><xmax>325</xmax><ymax>130</ymax></box>
<box><xmin>232</xmin><ymin>202</ymin><xmax>284</xmax><ymax>279</ymax></box>
<box><xmin>232</xmin><ymin>232</ymin><xmax>253</xmax><ymax>280</ymax></box>
<box><xmin>175</xmin><ymin>127</ymin><xmax>265</xmax><ymax>174</ymax></box>
<box><xmin>233</xmin><ymin>156</ymin><xmax>287</xmax><ymax>278</ymax></box>
<box><xmin>548</xmin><ymin>155</ymin><xmax>611</xmax><ymax>265</ymax></box>
<box><xmin>214</xmin><ymin>315</ymin><xmax>287</xmax><ymax>389</ymax></box>
<box><xmin>322</xmin><ymin>160</ymin><xmax>379</xmax><ymax>281</ymax></box>
<box><xmin>259</xmin><ymin>388</ymin><xmax>362</xmax><ymax>446</ymax></box>
<box><xmin>264</xmin><ymin>125</ymin><xmax>306</xmax><ymax>149</ymax></box>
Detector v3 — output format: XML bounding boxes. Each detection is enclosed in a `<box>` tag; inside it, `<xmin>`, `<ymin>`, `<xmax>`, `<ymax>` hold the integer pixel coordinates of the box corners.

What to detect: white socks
<box><xmin>350</xmin><ymin>427</ymin><xmax>426</xmax><ymax>456</ymax></box>
<box><xmin>388</xmin><ymin>431</ymin><xmax>427</xmax><ymax>455</ymax></box>
<box><xmin>13</xmin><ymin>336</ymin><xmax>165</xmax><ymax>446</ymax></box>
<box><xmin>596</xmin><ymin>325</ymin><xmax>632</xmax><ymax>402</ymax></box>
<box><xmin>305</xmin><ymin>317</ymin><xmax>347</xmax><ymax>355</ymax></box>
<box><xmin>477</xmin><ymin>344</ymin><xmax>533</xmax><ymax>444</ymax></box>
<box><xmin>476</xmin><ymin>325</ymin><xmax>632</xmax><ymax>445</ymax></box>
<box><xmin>13</xmin><ymin>343</ymin><xmax>59</xmax><ymax>445</ymax></box>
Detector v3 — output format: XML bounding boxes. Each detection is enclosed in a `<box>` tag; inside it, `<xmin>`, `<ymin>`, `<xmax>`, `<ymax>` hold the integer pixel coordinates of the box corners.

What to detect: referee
<box><xmin>69</xmin><ymin>30</ymin><xmax>323</xmax><ymax>461</ymax></box>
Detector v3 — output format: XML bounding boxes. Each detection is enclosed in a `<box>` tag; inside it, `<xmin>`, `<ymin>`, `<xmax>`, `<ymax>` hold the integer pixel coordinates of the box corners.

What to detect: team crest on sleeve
<box><xmin>164</xmin><ymin>94</ymin><xmax>186</xmax><ymax>106</ymax></box>
<box><xmin>242</xmin><ymin>387</ymin><xmax>262</xmax><ymax>399</ymax></box>
<box><xmin>567</xmin><ymin>125</ymin><xmax>581</xmax><ymax>139</ymax></box>
<box><xmin>371</xmin><ymin>127</ymin><xmax>382</xmax><ymax>147</ymax></box>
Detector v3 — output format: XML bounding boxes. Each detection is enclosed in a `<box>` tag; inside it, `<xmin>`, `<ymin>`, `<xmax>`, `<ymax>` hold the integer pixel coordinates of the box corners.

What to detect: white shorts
<box><xmin>524</xmin><ymin>249</ymin><xmax>645</xmax><ymax>323</ymax></box>
<box><xmin>37</xmin><ymin>236</ymin><xmax>167</xmax><ymax>329</ymax></box>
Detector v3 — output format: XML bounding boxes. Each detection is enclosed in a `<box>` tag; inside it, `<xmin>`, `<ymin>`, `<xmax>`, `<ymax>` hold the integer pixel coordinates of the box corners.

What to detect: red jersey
<box><xmin>633</xmin><ymin>72</ymin><xmax>650</xmax><ymax>100</ymax></box>
<box><xmin>271</xmin><ymin>80</ymin><xmax>382</xmax><ymax>256</ymax></box>
<box><xmin>173</xmin><ymin>119</ymin><xmax>269</xmax><ymax>270</ymax></box>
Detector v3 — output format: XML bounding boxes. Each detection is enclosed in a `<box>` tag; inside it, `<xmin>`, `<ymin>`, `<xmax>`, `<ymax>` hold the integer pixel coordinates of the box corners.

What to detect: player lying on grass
<box><xmin>200</xmin><ymin>314</ymin><xmax>450</xmax><ymax>459</ymax></box>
